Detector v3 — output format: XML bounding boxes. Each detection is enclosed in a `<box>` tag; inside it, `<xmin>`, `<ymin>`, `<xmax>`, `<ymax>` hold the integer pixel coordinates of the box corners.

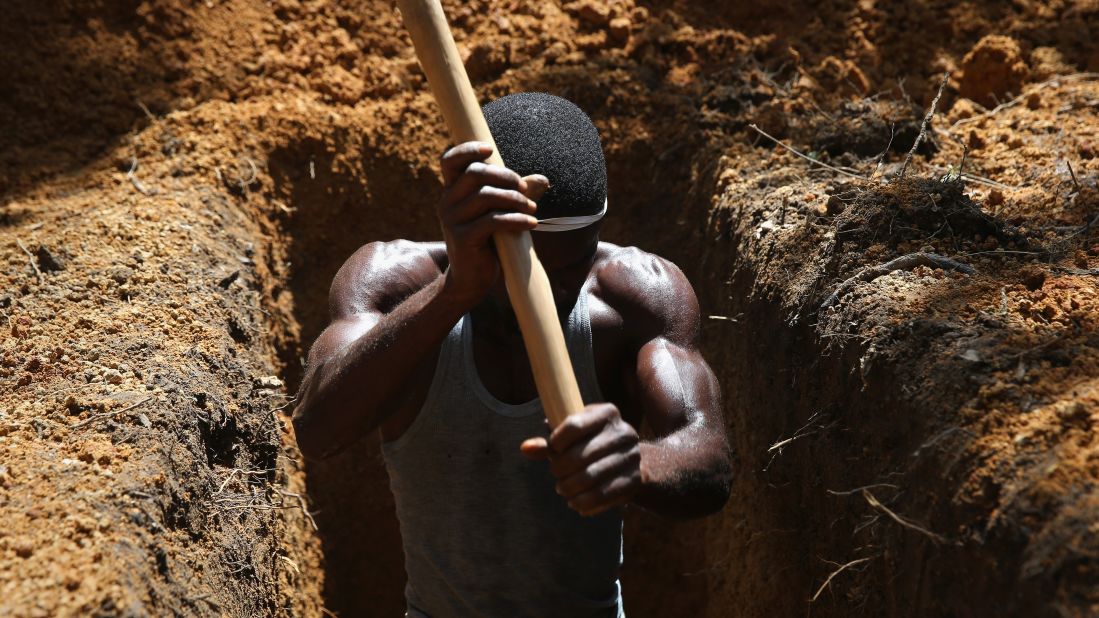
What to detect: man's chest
<box><xmin>469</xmin><ymin>299</ymin><xmax>638</xmax><ymax>419</ymax></box>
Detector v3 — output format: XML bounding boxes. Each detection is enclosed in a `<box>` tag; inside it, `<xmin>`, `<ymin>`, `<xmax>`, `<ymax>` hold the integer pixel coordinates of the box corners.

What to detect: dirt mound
<box><xmin>2</xmin><ymin>1</ymin><xmax>1098</xmax><ymax>617</ymax></box>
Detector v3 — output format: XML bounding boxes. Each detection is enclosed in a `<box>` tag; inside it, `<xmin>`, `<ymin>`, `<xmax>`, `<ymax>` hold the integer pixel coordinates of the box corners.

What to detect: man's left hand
<box><xmin>521</xmin><ymin>403</ymin><xmax>642</xmax><ymax>517</ymax></box>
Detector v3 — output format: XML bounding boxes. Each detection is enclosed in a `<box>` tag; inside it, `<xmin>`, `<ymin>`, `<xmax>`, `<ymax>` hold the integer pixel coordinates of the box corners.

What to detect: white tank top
<box><xmin>382</xmin><ymin>289</ymin><xmax>624</xmax><ymax>617</ymax></box>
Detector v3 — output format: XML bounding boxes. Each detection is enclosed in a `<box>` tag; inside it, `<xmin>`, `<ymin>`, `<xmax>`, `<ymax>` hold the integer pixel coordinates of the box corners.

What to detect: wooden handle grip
<box><xmin>396</xmin><ymin>0</ymin><xmax>584</xmax><ymax>427</ymax></box>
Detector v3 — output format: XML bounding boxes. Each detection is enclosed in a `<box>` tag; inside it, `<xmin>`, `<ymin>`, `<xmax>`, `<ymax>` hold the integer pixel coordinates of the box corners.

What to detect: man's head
<box><xmin>483</xmin><ymin>93</ymin><xmax>607</xmax><ymax>223</ymax></box>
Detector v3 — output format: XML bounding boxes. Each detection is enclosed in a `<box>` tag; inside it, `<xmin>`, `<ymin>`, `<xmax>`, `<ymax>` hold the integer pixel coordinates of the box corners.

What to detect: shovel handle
<box><xmin>396</xmin><ymin>0</ymin><xmax>584</xmax><ymax>427</ymax></box>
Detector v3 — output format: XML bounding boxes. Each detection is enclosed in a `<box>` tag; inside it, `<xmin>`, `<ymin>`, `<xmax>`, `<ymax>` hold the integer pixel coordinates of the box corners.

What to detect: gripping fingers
<box><xmin>569</xmin><ymin>474</ymin><xmax>640</xmax><ymax>517</ymax></box>
<box><xmin>440</xmin><ymin>142</ymin><xmax>494</xmax><ymax>185</ymax></box>
<box><xmin>457</xmin><ymin>211</ymin><xmax>538</xmax><ymax>244</ymax></box>
<box><xmin>446</xmin><ymin>161</ymin><xmax>527</xmax><ymax>204</ymax></box>
<box><xmin>444</xmin><ymin>187</ymin><xmax>537</xmax><ymax>225</ymax></box>
<box><xmin>555</xmin><ymin>451</ymin><xmax>627</xmax><ymax>497</ymax></box>
<box><xmin>549</xmin><ymin>404</ymin><xmax>617</xmax><ymax>453</ymax></box>
<box><xmin>549</xmin><ymin>429</ymin><xmax>636</xmax><ymax>478</ymax></box>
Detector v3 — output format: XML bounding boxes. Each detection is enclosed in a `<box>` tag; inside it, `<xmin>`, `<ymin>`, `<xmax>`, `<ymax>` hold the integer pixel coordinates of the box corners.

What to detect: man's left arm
<box><xmin>522</xmin><ymin>255</ymin><xmax>732</xmax><ymax>518</ymax></box>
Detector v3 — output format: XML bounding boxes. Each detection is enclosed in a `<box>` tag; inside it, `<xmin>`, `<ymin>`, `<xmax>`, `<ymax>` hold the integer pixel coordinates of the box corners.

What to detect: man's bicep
<box><xmin>634</xmin><ymin>337</ymin><xmax>722</xmax><ymax>437</ymax></box>
<box><xmin>305</xmin><ymin>313</ymin><xmax>379</xmax><ymax>367</ymax></box>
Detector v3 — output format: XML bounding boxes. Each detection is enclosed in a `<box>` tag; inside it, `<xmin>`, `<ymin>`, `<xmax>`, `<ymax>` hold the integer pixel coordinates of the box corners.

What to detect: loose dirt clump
<box><xmin>959</xmin><ymin>35</ymin><xmax>1032</xmax><ymax>108</ymax></box>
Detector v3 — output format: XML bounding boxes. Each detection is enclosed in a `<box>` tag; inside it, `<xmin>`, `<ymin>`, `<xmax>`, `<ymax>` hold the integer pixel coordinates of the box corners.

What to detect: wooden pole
<box><xmin>396</xmin><ymin>0</ymin><xmax>584</xmax><ymax>427</ymax></box>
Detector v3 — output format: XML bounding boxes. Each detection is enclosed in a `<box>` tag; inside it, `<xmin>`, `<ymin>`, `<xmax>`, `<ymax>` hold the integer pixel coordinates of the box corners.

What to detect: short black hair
<box><xmin>482</xmin><ymin>92</ymin><xmax>607</xmax><ymax>220</ymax></box>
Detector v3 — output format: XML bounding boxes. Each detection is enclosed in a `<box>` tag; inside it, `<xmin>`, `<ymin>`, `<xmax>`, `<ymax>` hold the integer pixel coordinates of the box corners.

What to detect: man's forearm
<box><xmin>294</xmin><ymin>274</ymin><xmax>475</xmax><ymax>458</ymax></box>
<box><xmin>635</xmin><ymin>432</ymin><xmax>732</xmax><ymax>518</ymax></box>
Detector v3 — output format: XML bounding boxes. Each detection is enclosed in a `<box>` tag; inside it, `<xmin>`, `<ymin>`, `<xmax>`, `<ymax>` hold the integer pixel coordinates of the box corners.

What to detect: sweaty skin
<box><xmin>293</xmin><ymin>142</ymin><xmax>732</xmax><ymax>518</ymax></box>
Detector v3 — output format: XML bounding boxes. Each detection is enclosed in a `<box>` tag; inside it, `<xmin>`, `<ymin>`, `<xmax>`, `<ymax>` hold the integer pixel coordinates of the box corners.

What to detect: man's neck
<box><xmin>472</xmin><ymin>243</ymin><xmax>599</xmax><ymax>343</ymax></box>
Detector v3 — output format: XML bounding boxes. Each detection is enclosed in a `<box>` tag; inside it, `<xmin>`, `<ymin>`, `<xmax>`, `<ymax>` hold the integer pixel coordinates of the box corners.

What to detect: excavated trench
<box><xmin>264</xmin><ymin>110</ymin><xmax>740</xmax><ymax>616</ymax></box>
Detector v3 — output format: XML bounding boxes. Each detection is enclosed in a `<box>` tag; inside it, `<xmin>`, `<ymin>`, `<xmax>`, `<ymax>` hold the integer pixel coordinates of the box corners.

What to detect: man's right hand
<box><xmin>437</xmin><ymin>141</ymin><xmax>549</xmax><ymax>304</ymax></box>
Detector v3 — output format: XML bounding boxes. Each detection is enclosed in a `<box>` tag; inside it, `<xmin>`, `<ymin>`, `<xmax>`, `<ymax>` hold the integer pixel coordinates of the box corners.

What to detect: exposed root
<box><xmin>826</xmin><ymin>483</ymin><xmax>899</xmax><ymax>497</ymax></box>
<box><xmin>211</xmin><ymin>467</ymin><xmax>318</xmax><ymax>531</ymax></box>
<box><xmin>127</xmin><ymin>156</ymin><xmax>157</xmax><ymax>196</ymax></box>
<box><xmin>764</xmin><ymin>411</ymin><xmax>832</xmax><ymax>471</ymax></box>
<box><xmin>863</xmin><ymin>489</ymin><xmax>947</xmax><ymax>545</ymax></box>
<box><xmin>821</xmin><ymin>252</ymin><xmax>975</xmax><ymax>310</ymax></box>
<box><xmin>811</xmin><ymin>556</ymin><xmax>877</xmax><ymax>603</ymax></box>
<box><xmin>14</xmin><ymin>238</ymin><xmax>42</xmax><ymax>284</ymax></box>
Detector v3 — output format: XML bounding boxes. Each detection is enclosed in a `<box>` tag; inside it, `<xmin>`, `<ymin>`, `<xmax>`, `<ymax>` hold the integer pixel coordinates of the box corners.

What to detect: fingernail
<box><xmin>527</xmin><ymin>216</ymin><xmax>539</xmax><ymax>227</ymax></box>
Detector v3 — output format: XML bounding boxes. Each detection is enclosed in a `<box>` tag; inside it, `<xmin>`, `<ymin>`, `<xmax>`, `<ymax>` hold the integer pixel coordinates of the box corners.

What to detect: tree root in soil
<box><xmin>863</xmin><ymin>489</ymin><xmax>948</xmax><ymax>545</ymax></box>
<box><xmin>811</xmin><ymin>555</ymin><xmax>877</xmax><ymax>603</ymax></box>
<box><xmin>821</xmin><ymin>252</ymin><xmax>975</xmax><ymax>310</ymax></box>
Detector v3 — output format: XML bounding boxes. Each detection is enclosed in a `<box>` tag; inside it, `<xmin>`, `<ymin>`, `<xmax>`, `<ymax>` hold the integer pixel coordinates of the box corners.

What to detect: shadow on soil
<box><xmin>0</xmin><ymin>0</ymin><xmax>189</xmax><ymax>202</ymax></box>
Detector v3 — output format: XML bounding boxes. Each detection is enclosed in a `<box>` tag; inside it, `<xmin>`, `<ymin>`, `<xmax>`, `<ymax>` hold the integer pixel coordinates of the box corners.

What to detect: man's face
<box><xmin>532</xmin><ymin>223</ymin><xmax>600</xmax><ymax>274</ymax></box>
<box><xmin>531</xmin><ymin>222</ymin><xmax>601</xmax><ymax>309</ymax></box>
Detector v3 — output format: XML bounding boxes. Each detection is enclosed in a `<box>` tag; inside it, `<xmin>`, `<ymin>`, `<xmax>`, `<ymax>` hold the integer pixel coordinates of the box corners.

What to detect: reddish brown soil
<box><xmin>2</xmin><ymin>1</ymin><xmax>1097</xmax><ymax>616</ymax></box>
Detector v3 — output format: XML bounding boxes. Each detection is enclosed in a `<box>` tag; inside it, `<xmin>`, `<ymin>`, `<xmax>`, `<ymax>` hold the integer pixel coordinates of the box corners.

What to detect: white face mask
<box><xmin>532</xmin><ymin>198</ymin><xmax>608</xmax><ymax>232</ymax></box>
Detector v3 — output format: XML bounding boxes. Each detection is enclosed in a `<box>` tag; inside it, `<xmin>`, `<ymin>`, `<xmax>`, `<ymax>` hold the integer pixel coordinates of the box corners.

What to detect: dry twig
<box><xmin>748</xmin><ymin>124</ymin><xmax>869</xmax><ymax>181</ymax></box>
<box><xmin>900</xmin><ymin>72</ymin><xmax>949</xmax><ymax>179</ymax></box>
<box><xmin>863</xmin><ymin>489</ymin><xmax>946</xmax><ymax>544</ymax></box>
<box><xmin>1066</xmin><ymin>160</ymin><xmax>1081</xmax><ymax>193</ymax></box>
<box><xmin>71</xmin><ymin>396</ymin><xmax>153</xmax><ymax>429</ymax></box>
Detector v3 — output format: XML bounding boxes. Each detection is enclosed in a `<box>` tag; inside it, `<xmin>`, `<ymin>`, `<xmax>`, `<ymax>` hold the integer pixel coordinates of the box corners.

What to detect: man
<box><xmin>293</xmin><ymin>93</ymin><xmax>731</xmax><ymax>617</ymax></box>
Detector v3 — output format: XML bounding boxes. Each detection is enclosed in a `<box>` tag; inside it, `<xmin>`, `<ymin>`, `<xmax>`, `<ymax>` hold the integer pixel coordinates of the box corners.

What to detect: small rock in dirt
<box><xmin>826</xmin><ymin>195</ymin><xmax>846</xmax><ymax>215</ymax></box>
<box><xmin>255</xmin><ymin>376</ymin><xmax>283</xmax><ymax>389</ymax></box>
<box><xmin>103</xmin><ymin>369</ymin><xmax>124</xmax><ymax>385</ymax></box>
<box><xmin>755</xmin><ymin>220</ymin><xmax>776</xmax><ymax>238</ymax></box>
<box><xmin>609</xmin><ymin>17</ymin><xmax>631</xmax><ymax>43</ymax></box>
<box><xmin>568</xmin><ymin>0</ymin><xmax>611</xmax><ymax>25</ymax></box>
<box><xmin>960</xmin><ymin>349</ymin><xmax>982</xmax><ymax>362</ymax></box>
<box><xmin>35</xmin><ymin>245</ymin><xmax>65</xmax><ymax>272</ymax></box>
<box><xmin>217</xmin><ymin>270</ymin><xmax>240</xmax><ymax>289</ymax></box>
<box><xmin>987</xmin><ymin>189</ymin><xmax>1005</xmax><ymax>207</ymax></box>
<box><xmin>11</xmin><ymin>538</ymin><xmax>34</xmax><ymax>558</ymax></box>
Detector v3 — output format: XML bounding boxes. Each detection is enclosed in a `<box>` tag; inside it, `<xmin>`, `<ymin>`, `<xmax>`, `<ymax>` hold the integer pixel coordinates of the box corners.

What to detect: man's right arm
<box><xmin>292</xmin><ymin>142</ymin><xmax>546</xmax><ymax>460</ymax></box>
<box><xmin>291</xmin><ymin>241</ymin><xmax>465</xmax><ymax>460</ymax></box>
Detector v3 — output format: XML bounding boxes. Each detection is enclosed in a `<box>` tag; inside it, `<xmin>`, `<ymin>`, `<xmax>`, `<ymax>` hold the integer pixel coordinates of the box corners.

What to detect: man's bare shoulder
<box><xmin>591</xmin><ymin>243</ymin><xmax>700</xmax><ymax>343</ymax></box>
<box><xmin>329</xmin><ymin>240</ymin><xmax>447</xmax><ymax>319</ymax></box>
